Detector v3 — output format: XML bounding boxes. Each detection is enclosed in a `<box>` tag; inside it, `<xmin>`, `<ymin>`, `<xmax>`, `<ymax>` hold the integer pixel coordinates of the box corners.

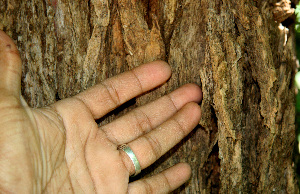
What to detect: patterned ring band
<box><xmin>118</xmin><ymin>144</ymin><xmax>141</xmax><ymax>177</ymax></box>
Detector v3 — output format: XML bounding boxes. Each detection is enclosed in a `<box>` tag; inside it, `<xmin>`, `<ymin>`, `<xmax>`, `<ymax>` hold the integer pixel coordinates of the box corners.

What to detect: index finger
<box><xmin>56</xmin><ymin>61</ymin><xmax>171</xmax><ymax>119</ymax></box>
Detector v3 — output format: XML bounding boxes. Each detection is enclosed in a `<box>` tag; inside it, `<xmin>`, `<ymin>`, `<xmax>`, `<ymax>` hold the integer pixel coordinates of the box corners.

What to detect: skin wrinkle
<box><xmin>33</xmin><ymin>109</ymin><xmax>66</xmax><ymax>191</ymax></box>
<box><xmin>132</xmin><ymin>108</ymin><xmax>154</xmax><ymax>136</ymax></box>
<box><xmin>72</xmin><ymin>175</ymin><xmax>85</xmax><ymax>193</ymax></box>
<box><xmin>3</xmin><ymin>45</ymin><xmax>20</xmax><ymax>55</ymax></box>
<box><xmin>32</xmin><ymin>111</ymin><xmax>63</xmax><ymax>157</ymax></box>
<box><xmin>72</xmin><ymin>96</ymin><xmax>97</xmax><ymax>125</ymax></box>
<box><xmin>56</xmin><ymin>172</ymin><xmax>72</xmax><ymax>194</ymax></box>
<box><xmin>42</xmin><ymin>159</ymin><xmax>62</xmax><ymax>193</ymax></box>
<box><xmin>29</xmin><ymin>113</ymin><xmax>45</xmax><ymax>193</ymax></box>
<box><xmin>171</xmin><ymin>116</ymin><xmax>188</xmax><ymax>138</ymax></box>
<box><xmin>53</xmin><ymin>141</ymin><xmax>65</xmax><ymax>169</ymax></box>
<box><xmin>82</xmin><ymin>127</ymin><xmax>98</xmax><ymax>194</ymax></box>
<box><xmin>48</xmin><ymin>105</ymin><xmax>66</xmax><ymax>134</ymax></box>
<box><xmin>84</xmin><ymin>151</ymin><xmax>97</xmax><ymax>194</ymax></box>
<box><xmin>141</xmin><ymin>178</ymin><xmax>154</xmax><ymax>193</ymax></box>
<box><xmin>0</xmin><ymin>50</ymin><xmax>21</xmax><ymax>83</ymax></box>
<box><xmin>57</xmin><ymin>99</ymin><xmax>97</xmax><ymax>193</ymax></box>
<box><xmin>6</xmin><ymin>62</ymin><xmax>21</xmax><ymax>76</ymax></box>
<box><xmin>48</xmin><ymin>132</ymin><xmax>61</xmax><ymax>162</ymax></box>
<box><xmin>101</xmin><ymin>81</ymin><xmax>122</xmax><ymax>108</ymax></box>
<box><xmin>67</xmin><ymin>144</ymin><xmax>94</xmax><ymax>193</ymax></box>
<box><xmin>36</xmin><ymin>107</ymin><xmax>65</xmax><ymax>130</ymax></box>
<box><xmin>161</xmin><ymin>171</ymin><xmax>172</xmax><ymax>192</ymax></box>
<box><xmin>165</xmin><ymin>93</ymin><xmax>179</xmax><ymax>111</ymax></box>
<box><xmin>20</xmin><ymin>100</ymin><xmax>41</xmax><ymax>150</ymax></box>
<box><xmin>143</xmin><ymin>134</ymin><xmax>163</xmax><ymax>160</ymax></box>
<box><xmin>131</xmin><ymin>68</ymin><xmax>146</xmax><ymax>93</ymax></box>
<box><xmin>0</xmin><ymin>126</ymin><xmax>25</xmax><ymax>142</ymax></box>
<box><xmin>1</xmin><ymin>113</ymin><xmax>24</xmax><ymax>126</ymax></box>
<box><xmin>4</xmin><ymin>68</ymin><xmax>20</xmax><ymax>79</ymax></box>
<box><xmin>0</xmin><ymin>96</ymin><xmax>22</xmax><ymax>109</ymax></box>
<box><xmin>102</xmin><ymin>127</ymin><xmax>120</xmax><ymax>145</ymax></box>
<box><xmin>65</xmin><ymin>156</ymin><xmax>79</xmax><ymax>188</ymax></box>
<box><xmin>0</xmin><ymin>118</ymin><xmax>26</xmax><ymax>126</ymax></box>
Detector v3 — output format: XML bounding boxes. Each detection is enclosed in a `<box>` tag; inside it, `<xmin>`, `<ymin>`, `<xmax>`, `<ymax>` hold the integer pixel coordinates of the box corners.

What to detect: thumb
<box><xmin>0</xmin><ymin>30</ymin><xmax>22</xmax><ymax>96</ymax></box>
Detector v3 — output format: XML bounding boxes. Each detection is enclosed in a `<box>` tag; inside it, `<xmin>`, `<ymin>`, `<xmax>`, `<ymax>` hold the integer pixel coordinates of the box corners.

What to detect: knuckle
<box><xmin>141</xmin><ymin>179</ymin><xmax>154</xmax><ymax>194</ymax></box>
<box><xmin>161</xmin><ymin>172</ymin><xmax>172</xmax><ymax>192</ymax></box>
<box><xmin>165</xmin><ymin>94</ymin><xmax>178</xmax><ymax>112</ymax></box>
<box><xmin>172</xmin><ymin>118</ymin><xmax>186</xmax><ymax>138</ymax></box>
<box><xmin>101</xmin><ymin>81</ymin><xmax>121</xmax><ymax>107</ymax></box>
<box><xmin>132</xmin><ymin>109</ymin><xmax>153</xmax><ymax>135</ymax></box>
<box><xmin>143</xmin><ymin>134</ymin><xmax>162</xmax><ymax>159</ymax></box>
<box><xmin>130</xmin><ymin>69</ymin><xmax>144</xmax><ymax>93</ymax></box>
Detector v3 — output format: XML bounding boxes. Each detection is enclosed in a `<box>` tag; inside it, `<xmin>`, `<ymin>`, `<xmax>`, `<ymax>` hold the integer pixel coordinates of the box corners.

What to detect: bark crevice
<box><xmin>0</xmin><ymin>0</ymin><xmax>297</xmax><ymax>193</ymax></box>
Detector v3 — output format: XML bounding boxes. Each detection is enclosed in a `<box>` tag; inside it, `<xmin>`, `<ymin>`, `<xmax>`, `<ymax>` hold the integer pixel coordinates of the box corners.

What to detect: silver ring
<box><xmin>118</xmin><ymin>144</ymin><xmax>141</xmax><ymax>176</ymax></box>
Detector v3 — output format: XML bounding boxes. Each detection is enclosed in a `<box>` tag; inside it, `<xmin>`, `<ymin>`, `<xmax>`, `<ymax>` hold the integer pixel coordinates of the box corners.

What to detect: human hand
<box><xmin>0</xmin><ymin>30</ymin><xmax>202</xmax><ymax>193</ymax></box>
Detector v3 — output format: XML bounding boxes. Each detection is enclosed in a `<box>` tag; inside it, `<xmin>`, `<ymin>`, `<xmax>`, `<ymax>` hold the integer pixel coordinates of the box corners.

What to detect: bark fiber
<box><xmin>0</xmin><ymin>0</ymin><xmax>298</xmax><ymax>193</ymax></box>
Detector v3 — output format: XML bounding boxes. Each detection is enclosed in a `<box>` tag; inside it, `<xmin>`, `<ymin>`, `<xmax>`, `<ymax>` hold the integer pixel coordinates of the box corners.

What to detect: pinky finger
<box><xmin>128</xmin><ymin>163</ymin><xmax>191</xmax><ymax>194</ymax></box>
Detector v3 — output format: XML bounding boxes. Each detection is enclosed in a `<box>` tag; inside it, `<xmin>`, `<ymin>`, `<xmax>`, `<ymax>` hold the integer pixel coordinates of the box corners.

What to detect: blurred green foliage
<box><xmin>295</xmin><ymin>4</ymin><xmax>300</xmax><ymax>54</ymax></box>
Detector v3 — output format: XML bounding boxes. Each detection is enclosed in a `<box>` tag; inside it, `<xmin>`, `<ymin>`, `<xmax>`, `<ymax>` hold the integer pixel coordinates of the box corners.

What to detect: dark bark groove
<box><xmin>0</xmin><ymin>0</ymin><xmax>298</xmax><ymax>193</ymax></box>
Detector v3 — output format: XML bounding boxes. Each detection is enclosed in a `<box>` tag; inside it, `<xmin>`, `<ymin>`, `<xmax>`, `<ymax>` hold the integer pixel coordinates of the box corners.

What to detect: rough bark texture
<box><xmin>0</xmin><ymin>0</ymin><xmax>298</xmax><ymax>193</ymax></box>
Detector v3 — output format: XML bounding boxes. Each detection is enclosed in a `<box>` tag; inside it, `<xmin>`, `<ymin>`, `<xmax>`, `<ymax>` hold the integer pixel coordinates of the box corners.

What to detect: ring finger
<box><xmin>119</xmin><ymin>102</ymin><xmax>201</xmax><ymax>175</ymax></box>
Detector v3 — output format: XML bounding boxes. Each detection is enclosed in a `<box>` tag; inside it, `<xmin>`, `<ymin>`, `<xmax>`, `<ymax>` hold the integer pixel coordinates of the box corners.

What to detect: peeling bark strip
<box><xmin>0</xmin><ymin>0</ymin><xmax>298</xmax><ymax>193</ymax></box>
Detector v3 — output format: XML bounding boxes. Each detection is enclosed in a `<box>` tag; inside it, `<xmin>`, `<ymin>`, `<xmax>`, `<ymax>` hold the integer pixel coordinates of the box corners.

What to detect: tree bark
<box><xmin>0</xmin><ymin>0</ymin><xmax>298</xmax><ymax>193</ymax></box>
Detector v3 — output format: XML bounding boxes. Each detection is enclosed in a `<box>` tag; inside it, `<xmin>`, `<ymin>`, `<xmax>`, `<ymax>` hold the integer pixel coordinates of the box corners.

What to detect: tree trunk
<box><xmin>0</xmin><ymin>0</ymin><xmax>298</xmax><ymax>193</ymax></box>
